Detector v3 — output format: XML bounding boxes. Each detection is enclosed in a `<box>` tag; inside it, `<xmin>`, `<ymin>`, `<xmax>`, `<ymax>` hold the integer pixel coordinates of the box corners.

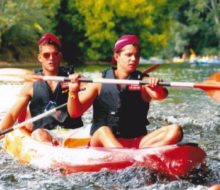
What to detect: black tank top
<box><xmin>29</xmin><ymin>67</ymin><xmax>83</xmax><ymax>130</ymax></box>
<box><xmin>91</xmin><ymin>68</ymin><xmax>149</xmax><ymax>138</ymax></box>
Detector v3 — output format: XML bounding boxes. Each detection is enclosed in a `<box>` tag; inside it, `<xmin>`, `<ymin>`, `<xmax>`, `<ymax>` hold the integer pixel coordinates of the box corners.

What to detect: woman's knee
<box><xmin>94</xmin><ymin>126</ymin><xmax>113</xmax><ymax>137</ymax></box>
<box><xmin>90</xmin><ymin>126</ymin><xmax>110</xmax><ymax>145</ymax></box>
<box><xmin>31</xmin><ymin>128</ymin><xmax>52</xmax><ymax>142</ymax></box>
<box><xmin>90</xmin><ymin>126</ymin><xmax>120</xmax><ymax>147</ymax></box>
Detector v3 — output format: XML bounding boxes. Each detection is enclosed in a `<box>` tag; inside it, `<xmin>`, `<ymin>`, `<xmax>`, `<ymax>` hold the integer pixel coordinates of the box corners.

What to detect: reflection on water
<box><xmin>0</xmin><ymin>64</ymin><xmax>220</xmax><ymax>189</ymax></box>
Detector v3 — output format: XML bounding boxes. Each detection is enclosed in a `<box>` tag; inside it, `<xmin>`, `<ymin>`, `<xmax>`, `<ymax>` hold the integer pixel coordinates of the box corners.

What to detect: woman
<box><xmin>68</xmin><ymin>34</ymin><xmax>182</xmax><ymax>148</ymax></box>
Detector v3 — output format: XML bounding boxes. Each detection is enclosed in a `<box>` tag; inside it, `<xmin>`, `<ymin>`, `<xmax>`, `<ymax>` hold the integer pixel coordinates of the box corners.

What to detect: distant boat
<box><xmin>140</xmin><ymin>57</ymin><xmax>164</xmax><ymax>64</ymax></box>
<box><xmin>189</xmin><ymin>57</ymin><xmax>220</xmax><ymax>66</ymax></box>
<box><xmin>172</xmin><ymin>57</ymin><xmax>186</xmax><ymax>64</ymax></box>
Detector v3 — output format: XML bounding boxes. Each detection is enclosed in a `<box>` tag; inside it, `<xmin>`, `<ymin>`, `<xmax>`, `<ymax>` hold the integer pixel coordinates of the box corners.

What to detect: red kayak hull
<box><xmin>3</xmin><ymin>129</ymin><xmax>206</xmax><ymax>178</ymax></box>
<box><xmin>52</xmin><ymin>144</ymin><xmax>206</xmax><ymax>177</ymax></box>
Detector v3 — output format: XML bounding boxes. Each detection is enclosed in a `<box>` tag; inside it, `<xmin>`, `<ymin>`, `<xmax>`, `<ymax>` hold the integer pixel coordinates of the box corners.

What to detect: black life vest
<box><xmin>29</xmin><ymin>67</ymin><xmax>83</xmax><ymax>130</ymax></box>
<box><xmin>91</xmin><ymin>68</ymin><xmax>149</xmax><ymax>138</ymax></box>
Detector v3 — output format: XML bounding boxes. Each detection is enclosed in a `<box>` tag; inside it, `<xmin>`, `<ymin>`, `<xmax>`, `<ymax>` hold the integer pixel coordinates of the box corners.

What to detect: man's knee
<box><xmin>31</xmin><ymin>128</ymin><xmax>52</xmax><ymax>141</ymax></box>
<box><xmin>170</xmin><ymin>124</ymin><xmax>183</xmax><ymax>142</ymax></box>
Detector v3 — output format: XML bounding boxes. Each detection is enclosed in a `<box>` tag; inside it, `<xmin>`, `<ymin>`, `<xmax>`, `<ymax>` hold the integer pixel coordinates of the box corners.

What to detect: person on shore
<box><xmin>67</xmin><ymin>34</ymin><xmax>183</xmax><ymax>148</ymax></box>
<box><xmin>0</xmin><ymin>33</ymin><xmax>83</xmax><ymax>144</ymax></box>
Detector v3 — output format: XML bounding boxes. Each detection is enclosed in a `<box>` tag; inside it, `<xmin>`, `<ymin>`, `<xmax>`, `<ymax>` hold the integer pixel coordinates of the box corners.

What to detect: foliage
<box><xmin>0</xmin><ymin>0</ymin><xmax>60</xmax><ymax>62</ymax></box>
<box><xmin>171</xmin><ymin>0</ymin><xmax>220</xmax><ymax>56</ymax></box>
<box><xmin>67</xmin><ymin>0</ymin><xmax>176</xmax><ymax>61</ymax></box>
<box><xmin>1</xmin><ymin>0</ymin><xmax>220</xmax><ymax>64</ymax></box>
<box><xmin>54</xmin><ymin>0</ymin><xmax>86</xmax><ymax>65</ymax></box>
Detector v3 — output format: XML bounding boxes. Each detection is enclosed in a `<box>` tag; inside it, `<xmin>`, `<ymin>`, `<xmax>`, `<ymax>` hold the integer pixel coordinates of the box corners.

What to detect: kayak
<box><xmin>2</xmin><ymin>127</ymin><xmax>206</xmax><ymax>178</ymax></box>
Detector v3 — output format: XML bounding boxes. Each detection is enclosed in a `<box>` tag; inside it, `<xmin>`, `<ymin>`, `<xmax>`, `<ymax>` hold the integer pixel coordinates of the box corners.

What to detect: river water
<box><xmin>0</xmin><ymin>64</ymin><xmax>220</xmax><ymax>190</ymax></box>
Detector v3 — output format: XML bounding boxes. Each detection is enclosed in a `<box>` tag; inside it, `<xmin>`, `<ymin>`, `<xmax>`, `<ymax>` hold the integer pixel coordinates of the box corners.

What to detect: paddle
<box><xmin>19</xmin><ymin>74</ymin><xmax>220</xmax><ymax>101</ymax></box>
<box><xmin>0</xmin><ymin>68</ymin><xmax>33</xmax><ymax>75</ymax></box>
<box><xmin>0</xmin><ymin>65</ymin><xmax>160</xmax><ymax>82</ymax></box>
<box><xmin>0</xmin><ymin>68</ymin><xmax>34</xmax><ymax>82</ymax></box>
<box><xmin>2</xmin><ymin>73</ymin><xmax>219</xmax><ymax>87</ymax></box>
<box><xmin>0</xmin><ymin>103</ymin><xmax>67</xmax><ymax>136</ymax></box>
<box><xmin>1</xmin><ymin>68</ymin><xmax>220</xmax><ymax>101</ymax></box>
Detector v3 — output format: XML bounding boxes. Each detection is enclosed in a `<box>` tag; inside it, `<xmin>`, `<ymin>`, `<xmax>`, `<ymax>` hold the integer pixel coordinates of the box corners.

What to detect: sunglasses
<box><xmin>42</xmin><ymin>52</ymin><xmax>60</xmax><ymax>59</ymax></box>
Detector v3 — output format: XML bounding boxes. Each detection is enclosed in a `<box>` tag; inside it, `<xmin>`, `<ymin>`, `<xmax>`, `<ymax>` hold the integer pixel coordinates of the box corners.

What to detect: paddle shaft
<box><xmin>0</xmin><ymin>103</ymin><xmax>67</xmax><ymax>135</ymax></box>
<box><xmin>1</xmin><ymin>73</ymin><xmax>219</xmax><ymax>90</ymax></box>
<box><xmin>32</xmin><ymin>76</ymin><xmax>220</xmax><ymax>90</ymax></box>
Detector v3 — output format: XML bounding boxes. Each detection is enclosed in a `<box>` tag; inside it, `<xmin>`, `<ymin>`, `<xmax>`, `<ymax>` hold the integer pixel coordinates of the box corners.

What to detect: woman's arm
<box><xmin>141</xmin><ymin>76</ymin><xmax>168</xmax><ymax>101</ymax></box>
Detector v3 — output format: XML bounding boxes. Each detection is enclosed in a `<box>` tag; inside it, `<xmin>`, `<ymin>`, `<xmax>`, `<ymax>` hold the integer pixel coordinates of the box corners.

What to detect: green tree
<box><xmin>171</xmin><ymin>0</ymin><xmax>220</xmax><ymax>56</ymax></box>
<box><xmin>0</xmin><ymin>0</ymin><xmax>60</xmax><ymax>62</ymax></box>
<box><xmin>54</xmin><ymin>0</ymin><xmax>85</xmax><ymax>65</ymax></box>
<box><xmin>66</xmin><ymin>0</ymin><xmax>178</xmax><ymax>62</ymax></box>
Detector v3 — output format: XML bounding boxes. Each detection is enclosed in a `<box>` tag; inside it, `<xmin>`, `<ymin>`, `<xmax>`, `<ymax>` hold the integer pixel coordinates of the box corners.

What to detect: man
<box><xmin>67</xmin><ymin>34</ymin><xmax>182</xmax><ymax>148</ymax></box>
<box><xmin>0</xmin><ymin>33</ymin><xmax>83</xmax><ymax>144</ymax></box>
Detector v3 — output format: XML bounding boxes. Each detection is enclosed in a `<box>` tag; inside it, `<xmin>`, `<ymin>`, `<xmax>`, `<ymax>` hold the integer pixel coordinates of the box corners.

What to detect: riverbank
<box><xmin>0</xmin><ymin>61</ymin><xmax>39</xmax><ymax>68</ymax></box>
<box><xmin>0</xmin><ymin>61</ymin><xmax>13</xmax><ymax>67</ymax></box>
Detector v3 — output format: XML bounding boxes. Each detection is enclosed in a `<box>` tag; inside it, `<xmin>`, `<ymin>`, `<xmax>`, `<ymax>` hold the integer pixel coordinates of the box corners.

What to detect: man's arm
<box><xmin>0</xmin><ymin>82</ymin><xmax>32</xmax><ymax>131</ymax></box>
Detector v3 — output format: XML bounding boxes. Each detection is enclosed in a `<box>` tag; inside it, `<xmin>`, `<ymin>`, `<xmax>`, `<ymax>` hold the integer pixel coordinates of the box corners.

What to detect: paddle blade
<box><xmin>205</xmin><ymin>72</ymin><xmax>220</xmax><ymax>101</ymax></box>
<box><xmin>0</xmin><ymin>68</ymin><xmax>38</xmax><ymax>82</ymax></box>
<box><xmin>0</xmin><ymin>68</ymin><xmax>33</xmax><ymax>75</ymax></box>
<box><xmin>194</xmin><ymin>81</ymin><xmax>220</xmax><ymax>101</ymax></box>
<box><xmin>208</xmin><ymin>72</ymin><xmax>220</xmax><ymax>81</ymax></box>
<box><xmin>206</xmin><ymin>90</ymin><xmax>220</xmax><ymax>101</ymax></box>
<box><xmin>142</xmin><ymin>64</ymin><xmax>160</xmax><ymax>75</ymax></box>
